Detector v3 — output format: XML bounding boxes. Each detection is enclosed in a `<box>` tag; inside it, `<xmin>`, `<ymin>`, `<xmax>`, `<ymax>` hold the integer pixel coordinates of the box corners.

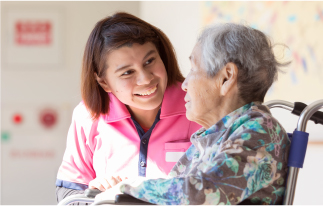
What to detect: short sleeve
<box><xmin>56</xmin><ymin>104</ymin><xmax>96</xmax><ymax>190</ymax></box>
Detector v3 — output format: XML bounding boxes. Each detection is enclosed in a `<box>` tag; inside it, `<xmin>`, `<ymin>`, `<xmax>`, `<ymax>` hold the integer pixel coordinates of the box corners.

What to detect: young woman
<box><xmin>55</xmin><ymin>12</ymin><xmax>201</xmax><ymax>202</ymax></box>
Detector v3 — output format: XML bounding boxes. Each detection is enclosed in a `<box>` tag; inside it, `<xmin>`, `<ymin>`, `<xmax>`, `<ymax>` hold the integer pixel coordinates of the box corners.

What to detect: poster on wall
<box><xmin>200</xmin><ymin>1</ymin><xmax>323</xmax><ymax>102</ymax></box>
<box><xmin>4</xmin><ymin>10</ymin><xmax>63</xmax><ymax>68</ymax></box>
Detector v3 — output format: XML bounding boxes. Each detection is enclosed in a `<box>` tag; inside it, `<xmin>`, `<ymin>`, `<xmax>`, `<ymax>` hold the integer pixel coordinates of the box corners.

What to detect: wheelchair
<box><xmin>58</xmin><ymin>99</ymin><xmax>323</xmax><ymax>205</ymax></box>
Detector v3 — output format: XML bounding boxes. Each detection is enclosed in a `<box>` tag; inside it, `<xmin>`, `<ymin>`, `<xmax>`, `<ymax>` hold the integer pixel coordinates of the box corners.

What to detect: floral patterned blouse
<box><xmin>120</xmin><ymin>102</ymin><xmax>290</xmax><ymax>205</ymax></box>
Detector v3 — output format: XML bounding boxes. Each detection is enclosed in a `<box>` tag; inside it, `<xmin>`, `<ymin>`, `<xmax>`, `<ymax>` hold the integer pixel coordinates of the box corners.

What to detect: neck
<box><xmin>127</xmin><ymin>105</ymin><xmax>160</xmax><ymax>129</ymax></box>
<box><xmin>200</xmin><ymin>95</ymin><xmax>246</xmax><ymax>130</ymax></box>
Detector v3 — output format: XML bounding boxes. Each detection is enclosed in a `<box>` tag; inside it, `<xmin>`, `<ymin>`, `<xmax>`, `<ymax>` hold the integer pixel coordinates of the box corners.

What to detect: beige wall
<box><xmin>1</xmin><ymin>1</ymin><xmax>322</xmax><ymax>205</ymax></box>
<box><xmin>1</xmin><ymin>2</ymin><xmax>139</xmax><ymax>204</ymax></box>
<box><xmin>141</xmin><ymin>4</ymin><xmax>323</xmax><ymax>203</ymax></box>
<box><xmin>1</xmin><ymin>1</ymin><xmax>139</xmax><ymax>106</ymax></box>
<box><xmin>141</xmin><ymin>1</ymin><xmax>201</xmax><ymax>77</ymax></box>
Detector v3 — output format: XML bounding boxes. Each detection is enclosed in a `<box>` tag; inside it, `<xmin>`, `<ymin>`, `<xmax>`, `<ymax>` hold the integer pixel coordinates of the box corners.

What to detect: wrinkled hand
<box><xmin>89</xmin><ymin>176</ymin><xmax>127</xmax><ymax>192</ymax></box>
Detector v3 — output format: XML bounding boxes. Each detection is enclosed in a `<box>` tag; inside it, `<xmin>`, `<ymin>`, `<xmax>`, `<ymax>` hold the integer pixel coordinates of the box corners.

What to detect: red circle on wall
<box><xmin>39</xmin><ymin>109</ymin><xmax>57</xmax><ymax>128</ymax></box>
<box><xmin>13</xmin><ymin>113</ymin><xmax>23</xmax><ymax>124</ymax></box>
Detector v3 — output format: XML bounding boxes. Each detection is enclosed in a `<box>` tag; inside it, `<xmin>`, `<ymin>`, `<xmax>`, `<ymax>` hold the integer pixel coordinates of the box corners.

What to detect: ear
<box><xmin>94</xmin><ymin>73</ymin><xmax>111</xmax><ymax>93</ymax></box>
<box><xmin>219</xmin><ymin>62</ymin><xmax>238</xmax><ymax>96</ymax></box>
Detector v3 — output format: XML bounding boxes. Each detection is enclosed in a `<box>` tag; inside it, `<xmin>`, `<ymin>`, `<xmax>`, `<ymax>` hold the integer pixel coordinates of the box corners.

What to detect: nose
<box><xmin>137</xmin><ymin>69</ymin><xmax>154</xmax><ymax>85</ymax></box>
<box><xmin>181</xmin><ymin>77</ymin><xmax>188</xmax><ymax>92</ymax></box>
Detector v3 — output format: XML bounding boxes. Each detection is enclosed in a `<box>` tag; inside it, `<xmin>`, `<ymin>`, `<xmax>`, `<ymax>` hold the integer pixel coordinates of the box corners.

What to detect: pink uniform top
<box><xmin>56</xmin><ymin>82</ymin><xmax>201</xmax><ymax>190</ymax></box>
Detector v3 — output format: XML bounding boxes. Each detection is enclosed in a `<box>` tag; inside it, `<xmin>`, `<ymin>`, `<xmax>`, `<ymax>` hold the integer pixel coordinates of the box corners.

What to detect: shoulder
<box><xmin>226</xmin><ymin>104</ymin><xmax>287</xmax><ymax>140</ymax></box>
<box><xmin>248</xmin><ymin>104</ymin><xmax>286</xmax><ymax>133</ymax></box>
<box><xmin>71</xmin><ymin>101</ymin><xmax>97</xmax><ymax>127</ymax></box>
<box><xmin>73</xmin><ymin>102</ymin><xmax>92</xmax><ymax>119</ymax></box>
<box><xmin>68</xmin><ymin>102</ymin><xmax>105</xmax><ymax>146</ymax></box>
<box><xmin>233</xmin><ymin>104</ymin><xmax>289</xmax><ymax>146</ymax></box>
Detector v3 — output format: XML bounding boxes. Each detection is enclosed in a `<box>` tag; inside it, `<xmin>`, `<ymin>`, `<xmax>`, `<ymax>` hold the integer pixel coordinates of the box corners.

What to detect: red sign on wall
<box><xmin>15</xmin><ymin>21</ymin><xmax>52</xmax><ymax>45</ymax></box>
<box><xmin>39</xmin><ymin>109</ymin><xmax>57</xmax><ymax>128</ymax></box>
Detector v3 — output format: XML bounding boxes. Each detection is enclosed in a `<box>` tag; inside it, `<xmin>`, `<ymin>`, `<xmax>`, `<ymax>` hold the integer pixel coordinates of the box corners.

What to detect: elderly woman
<box><xmin>95</xmin><ymin>23</ymin><xmax>291</xmax><ymax>205</ymax></box>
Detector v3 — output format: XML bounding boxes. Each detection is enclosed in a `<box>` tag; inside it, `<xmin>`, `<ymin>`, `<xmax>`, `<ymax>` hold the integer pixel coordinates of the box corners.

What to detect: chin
<box><xmin>139</xmin><ymin>100</ymin><xmax>163</xmax><ymax>111</ymax></box>
<box><xmin>185</xmin><ymin>111</ymin><xmax>194</xmax><ymax>122</ymax></box>
<box><xmin>142</xmin><ymin>104</ymin><xmax>160</xmax><ymax>111</ymax></box>
<box><xmin>186</xmin><ymin>110</ymin><xmax>202</xmax><ymax>126</ymax></box>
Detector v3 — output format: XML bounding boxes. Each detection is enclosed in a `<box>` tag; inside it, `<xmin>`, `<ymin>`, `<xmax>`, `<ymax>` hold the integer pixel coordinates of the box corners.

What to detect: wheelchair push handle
<box><xmin>292</xmin><ymin>102</ymin><xmax>323</xmax><ymax>125</ymax></box>
<box><xmin>264</xmin><ymin>100</ymin><xmax>323</xmax><ymax>125</ymax></box>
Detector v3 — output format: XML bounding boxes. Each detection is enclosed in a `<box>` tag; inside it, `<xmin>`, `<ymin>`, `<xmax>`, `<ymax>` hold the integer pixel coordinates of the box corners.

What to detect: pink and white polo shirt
<box><xmin>56</xmin><ymin>82</ymin><xmax>201</xmax><ymax>190</ymax></box>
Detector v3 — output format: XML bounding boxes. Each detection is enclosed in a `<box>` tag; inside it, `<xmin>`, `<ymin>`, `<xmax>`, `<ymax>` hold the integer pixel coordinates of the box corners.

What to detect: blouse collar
<box><xmin>190</xmin><ymin>102</ymin><xmax>266</xmax><ymax>148</ymax></box>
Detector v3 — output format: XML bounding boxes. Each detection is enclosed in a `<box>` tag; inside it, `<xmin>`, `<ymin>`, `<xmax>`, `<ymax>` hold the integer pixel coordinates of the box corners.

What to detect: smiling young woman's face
<box><xmin>97</xmin><ymin>42</ymin><xmax>168</xmax><ymax>112</ymax></box>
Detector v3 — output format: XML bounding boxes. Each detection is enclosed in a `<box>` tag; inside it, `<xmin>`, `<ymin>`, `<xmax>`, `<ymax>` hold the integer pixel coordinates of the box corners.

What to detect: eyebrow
<box><xmin>143</xmin><ymin>50</ymin><xmax>156</xmax><ymax>60</ymax></box>
<box><xmin>114</xmin><ymin>50</ymin><xmax>157</xmax><ymax>73</ymax></box>
<box><xmin>115</xmin><ymin>64</ymin><xmax>131</xmax><ymax>73</ymax></box>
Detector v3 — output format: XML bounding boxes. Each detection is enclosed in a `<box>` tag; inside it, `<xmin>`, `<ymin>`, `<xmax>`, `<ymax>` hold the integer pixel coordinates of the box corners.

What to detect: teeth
<box><xmin>138</xmin><ymin>86</ymin><xmax>157</xmax><ymax>96</ymax></box>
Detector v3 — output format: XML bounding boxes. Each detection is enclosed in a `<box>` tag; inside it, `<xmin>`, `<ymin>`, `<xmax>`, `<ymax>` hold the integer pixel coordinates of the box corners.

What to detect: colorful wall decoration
<box><xmin>201</xmin><ymin>1</ymin><xmax>323</xmax><ymax>102</ymax></box>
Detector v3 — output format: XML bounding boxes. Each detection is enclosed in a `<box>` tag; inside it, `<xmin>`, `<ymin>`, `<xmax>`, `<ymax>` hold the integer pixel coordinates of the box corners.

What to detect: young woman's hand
<box><xmin>88</xmin><ymin>176</ymin><xmax>127</xmax><ymax>191</ymax></box>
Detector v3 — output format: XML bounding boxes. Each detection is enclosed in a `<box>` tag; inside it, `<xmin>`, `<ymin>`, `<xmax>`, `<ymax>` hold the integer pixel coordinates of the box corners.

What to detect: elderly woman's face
<box><xmin>182</xmin><ymin>44</ymin><xmax>222</xmax><ymax>128</ymax></box>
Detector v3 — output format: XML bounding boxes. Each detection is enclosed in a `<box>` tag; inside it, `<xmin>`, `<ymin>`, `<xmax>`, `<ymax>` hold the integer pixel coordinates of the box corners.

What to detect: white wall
<box><xmin>1</xmin><ymin>2</ymin><xmax>139</xmax><ymax>204</ymax></box>
<box><xmin>1</xmin><ymin>1</ymin><xmax>322</xmax><ymax>205</ymax></box>
<box><xmin>140</xmin><ymin>1</ymin><xmax>202</xmax><ymax>77</ymax></box>
<box><xmin>140</xmin><ymin>2</ymin><xmax>323</xmax><ymax>204</ymax></box>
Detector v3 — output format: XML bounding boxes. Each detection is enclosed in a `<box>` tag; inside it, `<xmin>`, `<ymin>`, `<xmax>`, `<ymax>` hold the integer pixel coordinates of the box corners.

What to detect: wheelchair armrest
<box><xmin>115</xmin><ymin>194</ymin><xmax>154</xmax><ymax>205</ymax></box>
<box><xmin>84</xmin><ymin>189</ymin><xmax>154</xmax><ymax>205</ymax></box>
<box><xmin>84</xmin><ymin>188</ymin><xmax>102</xmax><ymax>198</ymax></box>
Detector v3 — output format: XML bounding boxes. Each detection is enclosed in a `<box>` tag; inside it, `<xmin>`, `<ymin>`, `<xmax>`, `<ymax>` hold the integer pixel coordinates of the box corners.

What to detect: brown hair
<box><xmin>81</xmin><ymin>12</ymin><xmax>184</xmax><ymax>120</ymax></box>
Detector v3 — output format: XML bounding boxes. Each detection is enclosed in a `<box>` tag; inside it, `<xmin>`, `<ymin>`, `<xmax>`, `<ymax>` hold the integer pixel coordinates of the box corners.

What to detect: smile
<box><xmin>136</xmin><ymin>85</ymin><xmax>157</xmax><ymax>96</ymax></box>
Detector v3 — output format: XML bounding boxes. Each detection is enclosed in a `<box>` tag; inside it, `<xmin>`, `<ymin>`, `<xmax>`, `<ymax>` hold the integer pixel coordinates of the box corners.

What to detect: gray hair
<box><xmin>197</xmin><ymin>23</ymin><xmax>290</xmax><ymax>103</ymax></box>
